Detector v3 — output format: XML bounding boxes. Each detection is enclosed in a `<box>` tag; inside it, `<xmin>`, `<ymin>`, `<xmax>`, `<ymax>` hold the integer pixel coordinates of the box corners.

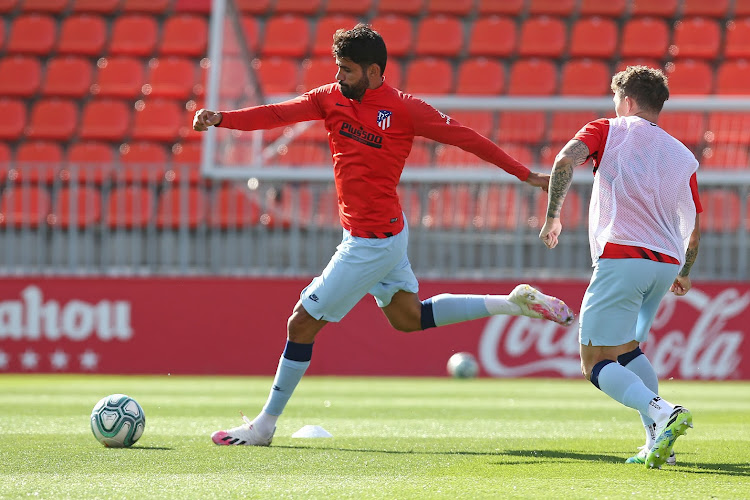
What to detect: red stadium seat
<box><xmin>370</xmin><ymin>15</ymin><xmax>413</xmax><ymax>57</ymax></box>
<box><xmin>620</xmin><ymin>18</ymin><xmax>670</xmax><ymax>59</ymax></box>
<box><xmin>313</xmin><ymin>15</ymin><xmax>358</xmax><ymax>56</ymax></box>
<box><xmin>404</xmin><ymin>140</ymin><xmax>432</xmax><ymax>167</ymax></box>
<box><xmin>144</xmin><ymin>58</ymin><xmax>199</xmax><ymax>100</ymax></box>
<box><xmin>0</xmin><ymin>185</ymin><xmax>51</xmax><ymax>228</ymax></box>
<box><xmin>528</xmin><ymin>0</ymin><xmax>576</xmax><ymax>16</ymax></box>
<box><xmin>549</xmin><ymin>112</ymin><xmax>597</xmax><ymax>143</ymax></box>
<box><xmin>323</xmin><ymin>0</ymin><xmax>371</xmax><ymax>15</ymax></box>
<box><xmin>233</xmin><ymin>0</ymin><xmax>271</xmax><ymax>14</ymax></box>
<box><xmin>383</xmin><ymin>59</ymin><xmax>402</xmax><ymax>89</ymax></box>
<box><xmin>447</xmin><ymin>111</ymin><xmax>494</xmax><ymax>138</ymax></box>
<box><xmin>456</xmin><ymin>58</ymin><xmax>504</xmax><ymax>95</ymax></box>
<box><xmin>156</xmin><ymin>186</ymin><xmax>208</xmax><ymax>229</ymax></box>
<box><xmin>14</xmin><ymin>141</ymin><xmax>63</xmax><ymax>184</ymax></box>
<box><xmin>0</xmin><ymin>0</ymin><xmax>17</xmax><ymax>12</ymax></box>
<box><xmin>6</xmin><ymin>14</ymin><xmax>56</xmax><ymax>55</ymax></box>
<box><xmin>57</xmin><ymin>14</ymin><xmax>107</xmax><ymax>56</ymax></box>
<box><xmin>414</xmin><ymin>15</ymin><xmax>464</xmax><ymax>57</ymax></box>
<box><xmin>701</xmin><ymin>144</ymin><xmax>749</xmax><ymax>170</ymax></box>
<box><xmin>706</xmin><ymin>112</ymin><xmax>750</xmax><ymax>144</ymax></box>
<box><xmin>117</xmin><ymin>142</ymin><xmax>169</xmax><ymax>184</ymax></box>
<box><xmin>699</xmin><ymin>190</ymin><xmax>740</xmax><ymax>232</ymax></box>
<box><xmin>715</xmin><ymin>60</ymin><xmax>750</xmax><ymax>94</ymax></box>
<box><xmin>474</xmin><ymin>185</ymin><xmax>525</xmax><ymax>231</ymax></box>
<box><xmin>423</xmin><ymin>185</ymin><xmax>476</xmax><ymax>229</ymax></box>
<box><xmin>0</xmin><ymin>99</ymin><xmax>26</xmax><ymax>141</ymax></box>
<box><xmin>22</xmin><ymin>0</ymin><xmax>68</xmax><ymax>11</ymax></box>
<box><xmin>223</xmin><ymin>16</ymin><xmax>260</xmax><ymax>56</ymax></box>
<box><xmin>518</xmin><ymin>16</ymin><xmax>566</xmax><ymax>58</ymax></box>
<box><xmin>26</xmin><ymin>98</ymin><xmax>79</xmax><ymax>141</ymax></box>
<box><xmin>579</xmin><ymin>0</ymin><xmax>626</xmax><ymax>17</ymax></box>
<box><xmin>91</xmin><ymin>57</ymin><xmax>146</xmax><ymax>99</ymax></box>
<box><xmin>120</xmin><ymin>0</ymin><xmax>171</xmax><ymax>13</ymax></box>
<box><xmin>499</xmin><ymin>143</ymin><xmax>535</xmax><ymax>167</ymax></box>
<box><xmin>274</xmin><ymin>0</ymin><xmax>323</xmax><ymax>15</ymax></box>
<box><xmin>477</xmin><ymin>0</ymin><xmax>524</xmax><ymax>15</ymax></box>
<box><xmin>70</xmin><ymin>0</ymin><xmax>120</xmax><ymax>13</ymax></box>
<box><xmin>616</xmin><ymin>58</ymin><xmax>662</xmax><ymax>72</ymax></box>
<box><xmin>507</xmin><ymin>59</ymin><xmax>557</xmax><ymax>95</ymax></box>
<box><xmin>160</xmin><ymin>15</ymin><xmax>208</xmax><ymax>57</ymax></box>
<box><xmin>169</xmin><ymin>142</ymin><xmax>202</xmax><ymax>184</ymax></box>
<box><xmin>131</xmin><ymin>100</ymin><xmax>183</xmax><ymax>143</ymax></box>
<box><xmin>671</xmin><ymin>18</ymin><xmax>721</xmax><ymax>59</ymax></box>
<box><xmin>531</xmin><ymin>189</ymin><xmax>584</xmax><ymax>229</ymax></box>
<box><xmin>467</xmin><ymin>16</ymin><xmax>516</xmax><ymax>57</ymax></box>
<box><xmin>270</xmin><ymin>142</ymin><xmax>327</xmax><ymax>167</ymax></box>
<box><xmin>301</xmin><ymin>57</ymin><xmax>337</xmax><ymax>91</ymax></box>
<box><xmin>569</xmin><ymin>17</ymin><xmax>618</xmax><ymax>59</ymax></box>
<box><xmin>79</xmin><ymin>99</ymin><xmax>132</xmax><ymax>142</ymax></box>
<box><xmin>42</xmin><ymin>57</ymin><xmax>94</xmax><ymax>98</ymax></box>
<box><xmin>48</xmin><ymin>186</ymin><xmax>102</xmax><ymax>229</ymax></box>
<box><xmin>106</xmin><ymin>186</ymin><xmax>156</xmax><ymax>228</ymax></box>
<box><xmin>217</xmin><ymin>57</ymin><xmax>249</xmax><ymax>100</ymax></box>
<box><xmin>497</xmin><ymin>112</ymin><xmax>546</xmax><ymax>144</ymax></box>
<box><xmin>0</xmin><ymin>56</ymin><xmax>41</xmax><ymax>97</ymax></box>
<box><xmin>725</xmin><ymin>18</ymin><xmax>750</xmax><ymax>59</ymax></box>
<box><xmin>261</xmin><ymin>15</ymin><xmax>310</xmax><ymax>57</ymax></box>
<box><xmin>737</xmin><ymin>0</ymin><xmax>750</xmax><ymax>16</ymax></box>
<box><xmin>376</xmin><ymin>0</ymin><xmax>424</xmax><ymax>15</ymax></box>
<box><xmin>403</xmin><ymin>58</ymin><xmax>453</xmax><ymax>94</ymax></box>
<box><xmin>682</xmin><ymin>0</ymin><xmax>730</xmax><ymax>17</ymax></box>
<box><xmin>425</xmin><ymin>0</ymin><xmax>472</xmax><ymax>15</ymax></box>
<box><xmin>631</xmin><ymin>0</ymin><xmax>678</xmax><ymax>17</ymax></box>
<box><xmin>65</xmin><ymin>141</ymin><xmax>115</xmax><ymax>184</ymax></box>
<box><xmin>255</xmin><ymin>57</ymin><xmax>301</xmax><ymax>95</ymax></box>
<box><xmin>559</xmin><ymin>59</ymin><xmax>611</xmax><ymax>96</ymax></box>
<box><xmin>208</xmin><ymin>184</ymin><xmax>262</xmax><ymax>228</ymax></box>
<box><xmin>109</xmin><ymin>15</ymin><xmax>159</xmax><ymax>57</ymax></box>
<box><xmin>659</xmin><ymin>112</ymin><xmax>706</xmax><ymax>146</ymax></box>
<box><xmin>665</xmin><ymin>59</ymin><xmax>713</xmax><ymax>95</ymax></box>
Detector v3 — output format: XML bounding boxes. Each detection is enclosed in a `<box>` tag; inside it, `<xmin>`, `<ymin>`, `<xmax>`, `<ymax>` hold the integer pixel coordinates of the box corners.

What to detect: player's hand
<box><xmin>193</xmin><ymin>109</ymin><xmax>222</xmax><ymax>131</ymax></box>
<box><xmin>539</xmin><ymin>217</ymin><xmax>562</xmax><ymax>249</ymax></box>
<box><xmin>525</xmin><ymin>172</ymin><xmax>550</xmax><ymax>192</ymax></box>
<box><xmin>670</xmin><ymin>275</ymin><xmax>692</xmax><ymax>296</ymax></box>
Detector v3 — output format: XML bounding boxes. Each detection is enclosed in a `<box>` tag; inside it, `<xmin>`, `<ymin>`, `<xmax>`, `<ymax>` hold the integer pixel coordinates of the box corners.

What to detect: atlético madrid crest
<box><xmin>377</xmin><ymin>110</ymin><xmax>392</xmax><ymax>130</ymax></box>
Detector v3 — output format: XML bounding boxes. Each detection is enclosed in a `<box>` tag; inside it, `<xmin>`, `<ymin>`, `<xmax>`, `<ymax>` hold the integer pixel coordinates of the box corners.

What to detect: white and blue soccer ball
<box><xmin>90</xmin><ymin>394</ymin><xmax>146</xmax><ymax>448</ymax></box>
<box><xmin>447</xmin><ymin>352</ymin><xmax>479</xmax><ymax>379</ymax></box>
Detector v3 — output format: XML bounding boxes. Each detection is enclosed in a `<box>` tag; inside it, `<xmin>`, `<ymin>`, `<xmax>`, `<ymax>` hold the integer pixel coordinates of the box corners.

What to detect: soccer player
<box><xmin>194</xmin><ymin>25</ymin><xmax>574</xmax><ymax>446</ymax></box>
<box><xmin>539</xmin><ymin>66</ymin><xmax>702</xmax><ymax>468</ymax></box>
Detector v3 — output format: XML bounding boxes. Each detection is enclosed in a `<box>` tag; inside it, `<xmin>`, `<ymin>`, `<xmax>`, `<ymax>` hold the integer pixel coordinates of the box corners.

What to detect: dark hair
<box><xmin>332</xmin><ymin>24</ymin><xmax>387</xmax><ymax>76</ymax></box>
<box><xmin>611</xmin><ymin>66</ymin><xmax>670</xmax><ymax>114</ymax></box>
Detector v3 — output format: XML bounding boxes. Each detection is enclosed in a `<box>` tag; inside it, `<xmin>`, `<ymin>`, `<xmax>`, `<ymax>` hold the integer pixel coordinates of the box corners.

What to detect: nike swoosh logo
<box><xmin>335</xmin><ymin>103</ymin><xmax>350</xmax><ymax>107</ymax></box>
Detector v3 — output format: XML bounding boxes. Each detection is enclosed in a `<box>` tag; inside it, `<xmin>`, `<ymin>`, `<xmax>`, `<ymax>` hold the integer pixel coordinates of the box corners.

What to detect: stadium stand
<box><xmin>0</xmin><ymin>0</ymin><xmax>746</xmax><ymax>276</ymax></box>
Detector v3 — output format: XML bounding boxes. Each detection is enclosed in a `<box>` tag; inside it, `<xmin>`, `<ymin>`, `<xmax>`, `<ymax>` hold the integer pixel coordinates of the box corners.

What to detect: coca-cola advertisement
<box><xmin>0</xmin><ymin>278</ymin><xmax>748</xmax><ymax>380</ymax></box>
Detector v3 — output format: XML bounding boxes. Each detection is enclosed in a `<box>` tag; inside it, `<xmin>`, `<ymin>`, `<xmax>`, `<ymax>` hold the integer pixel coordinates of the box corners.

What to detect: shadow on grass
<box><xmin>274</xmin><ymin>445</ymin><xmax>749</xmax><ymax>477</ymax></box>
<box><xmin>129</xmin><ymin>446</ymin><xmax>173</xmax><ymax>450</ymax></box>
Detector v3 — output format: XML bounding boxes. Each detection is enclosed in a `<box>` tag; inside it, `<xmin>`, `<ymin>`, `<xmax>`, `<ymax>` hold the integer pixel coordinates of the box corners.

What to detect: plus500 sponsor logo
<box><xmin>478</xmin><ymin>288</ymin><xmax>750</xmax><ymax>380</ymax></box>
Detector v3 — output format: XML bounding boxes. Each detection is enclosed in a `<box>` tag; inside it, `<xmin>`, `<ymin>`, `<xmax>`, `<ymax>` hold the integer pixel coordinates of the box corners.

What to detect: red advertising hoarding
<box><xmin>0</xmin><ymin>278</ymin><xmax>748</xmax><ymax>380</ymax></box>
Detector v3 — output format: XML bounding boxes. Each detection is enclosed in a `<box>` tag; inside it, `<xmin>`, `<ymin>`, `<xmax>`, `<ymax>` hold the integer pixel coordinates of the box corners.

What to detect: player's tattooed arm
<box><xmin>680</xmin><ymin>215</ymin><xmax>701</xmax><ymax>277</ymax></box>
<box><xmin>547</xmin><ymin>139</ymin><xmax>589</xmax><ymax>218</ymax></box>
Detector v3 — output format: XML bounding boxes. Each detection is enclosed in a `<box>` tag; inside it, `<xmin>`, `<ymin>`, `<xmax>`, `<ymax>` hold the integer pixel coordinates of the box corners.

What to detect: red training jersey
<box><xmin>573</xmin><ymin>118</ymin><xmax>702</xmax><ymax>263</ymax></box>
<box><xmin>218</xmin><ymin>82</ymin><xmax>530</xmax><ymax>237</ymax></box>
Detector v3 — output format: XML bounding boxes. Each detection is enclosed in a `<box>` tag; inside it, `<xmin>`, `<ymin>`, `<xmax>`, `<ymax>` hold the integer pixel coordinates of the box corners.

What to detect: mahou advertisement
<box><xmin>0</xmin><ymin>278</ymin><xmax>748</xmax><ymax>380</ymax></box>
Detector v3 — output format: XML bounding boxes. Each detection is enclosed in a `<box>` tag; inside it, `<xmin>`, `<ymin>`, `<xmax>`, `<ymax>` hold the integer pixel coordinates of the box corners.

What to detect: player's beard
<box><xmin>339</xmin><ymin>73</ymin><xmax>369</xmax><ymax>100</ymax></box>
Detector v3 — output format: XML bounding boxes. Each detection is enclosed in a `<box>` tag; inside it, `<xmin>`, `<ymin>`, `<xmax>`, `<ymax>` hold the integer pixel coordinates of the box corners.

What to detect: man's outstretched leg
<box><xmin>211</xmin><ymin>302</ymin><xmax>325</xmax><ymax>446</ymax></box>
<box><xmin>383</xmin><ymin>285</ymin><xmax>574</xmax><ymax>333</ymax></box>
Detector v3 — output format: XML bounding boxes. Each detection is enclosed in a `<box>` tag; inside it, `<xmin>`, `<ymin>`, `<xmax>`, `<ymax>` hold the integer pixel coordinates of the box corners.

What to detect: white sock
<box><xmin>252</xmin><ymin>411</ymin><xmax>278</xmax><ymax>436</ymax></box>
<box><xmin>621</xmin><ymin>353</ymin><xmax>659</xmax><ymax>446</ymax></box>
<box><xmin>484</xmin><ymin>295</ymin><xmax>522</xmax><ymax>315</ymax></box>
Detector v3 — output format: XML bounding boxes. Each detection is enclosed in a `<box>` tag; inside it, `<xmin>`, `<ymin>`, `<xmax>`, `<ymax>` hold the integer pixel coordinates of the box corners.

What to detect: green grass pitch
<box><xmin>1</xmin><ymin>375</ymin><xmax>748</xmax><ymax>499</ymax></box>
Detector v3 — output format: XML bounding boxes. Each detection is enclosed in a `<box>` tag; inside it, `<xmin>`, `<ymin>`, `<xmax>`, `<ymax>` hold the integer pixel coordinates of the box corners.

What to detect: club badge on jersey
<box><xmin>377</xmin><ymin>110</ymin><xmax>392</xmax><ymax>130</ymax></box>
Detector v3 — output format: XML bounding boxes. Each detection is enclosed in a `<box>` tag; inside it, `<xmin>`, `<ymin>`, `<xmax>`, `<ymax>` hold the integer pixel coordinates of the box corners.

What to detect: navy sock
<box><xmin>617</xmin><ymin>346</ymin><xmax>643</xmax><ymax>366</ymax></box>
<box><xmin>283</xmin><ymin>340</ymin><xmax>314</xmax><ymax>361</ymax></box>
<box><xmin>590</xmin><ymin>359</ymin><xmax>616</xmax><ymax>389</ymax></box>
<box><xmin>420</xmin><ymin>299</ymin><xmax>437</xmax><ymax>330</ymax></box>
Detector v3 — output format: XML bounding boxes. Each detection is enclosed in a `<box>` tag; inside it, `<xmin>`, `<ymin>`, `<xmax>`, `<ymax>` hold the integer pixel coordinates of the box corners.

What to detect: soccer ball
<box><xmin>446</xmin><ymin>352</ymin><xmax>479</xmax><ymax>379</ymax></box>
<box><xmin>90</xmin><ymin>394</ymin><xmax>146</xmax><ymax>448</ymax></box>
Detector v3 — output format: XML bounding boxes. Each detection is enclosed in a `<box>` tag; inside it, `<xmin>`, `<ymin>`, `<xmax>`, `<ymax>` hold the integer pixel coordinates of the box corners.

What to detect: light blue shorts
<box><xmin>300</xmin><ymin>221</ymin><xmax>419</xmax><ymax>322</ymax></box>
<box><xmin>579</xmin><ymin>258</ymin><xmax>679</xmax><ymax>346</ymax></box>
